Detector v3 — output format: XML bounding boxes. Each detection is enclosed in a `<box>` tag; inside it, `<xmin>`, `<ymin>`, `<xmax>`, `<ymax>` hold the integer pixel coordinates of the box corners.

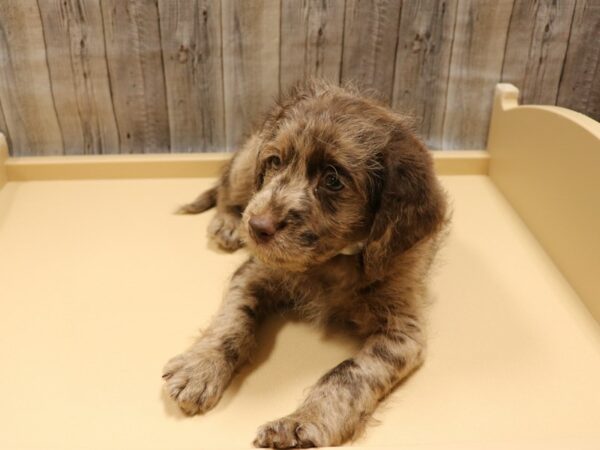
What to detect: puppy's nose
<box><xmin>249</xmin><ymin>214</ymin><xmax>281</xmax><ymax>242</ymax></box>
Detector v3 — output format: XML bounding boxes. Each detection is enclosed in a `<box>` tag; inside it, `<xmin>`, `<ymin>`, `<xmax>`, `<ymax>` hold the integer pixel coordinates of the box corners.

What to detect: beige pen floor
<box><xmin>1</xmin><ymin>175</ymin><xmax>599</xmax><ymax>450</ymax></box>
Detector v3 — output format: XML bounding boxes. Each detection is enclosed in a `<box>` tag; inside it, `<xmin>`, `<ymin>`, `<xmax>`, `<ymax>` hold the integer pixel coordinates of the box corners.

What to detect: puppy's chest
<box><xmin>289</xmin><ymin>266</ymin><xmax>385</xmax><ymax>333</ymax></box>
<box><xmin>295</xmin><ymin>257</ymin><xmax>362</xmax><ymax>298</ymax></box>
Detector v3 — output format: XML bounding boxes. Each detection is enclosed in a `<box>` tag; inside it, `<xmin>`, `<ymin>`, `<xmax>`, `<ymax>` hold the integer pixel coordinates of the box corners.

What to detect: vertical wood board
<box><xmin>557</xmin><ymin>0</ymin><xmax>600</xmax><ymax>122</ymax></box>
<box><xmin>158</xmin><ymin>0</ymin><xmax>226</xmax><ymax>152</ymax></box>
<box><xmin>222</xmin><ymin>0</ymin><xmax>281</xmax><ymax>149</ymax></box>
<box><xmin>502</xmin><ymin>0</ymin><xmax>576</xmax><ymax>106</ymax></box>
<box><xmin>0</xmin><ymin>98</ymin><xmax>10</xmax><ymax>153</ymax></box>
<box><xmin>38</xmin><ymin>0</ymin><xmax>120</xmax><ymax>155</ymax></box>
<box><xmin>341</xmin><ymin>0</ymin><xmax>402</xmax><ymax>102</ymax></box>
<box><xmin>442</xmin><ymin>0</ymin><xmax>514</xmax><ymax>149</ymax></box>
<box><xmin>101</xmin><ymin>0</ymin><xmax>170</xmax><ymax>153</ymax></box>
<box><xmin>0</xmin><ymin>0</ymin><xmax>63</xmax><ymax>155</ymax></box>
<box><xmin>280</xmin><ymin>0</ymin><xmax>345</xmax><ymax>92</ymax></box>
<box><xmin>392</xmin><ymin>0</ymin><xmax>459</xmax><ymax>149</ymax></box>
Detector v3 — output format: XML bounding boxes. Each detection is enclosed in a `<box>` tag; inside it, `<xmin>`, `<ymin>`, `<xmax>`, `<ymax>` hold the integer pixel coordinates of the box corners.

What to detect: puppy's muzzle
<box><xmin>249</xmin><ymin>213</ymin><xmax>286</xmax><ymax>243</ymax></box>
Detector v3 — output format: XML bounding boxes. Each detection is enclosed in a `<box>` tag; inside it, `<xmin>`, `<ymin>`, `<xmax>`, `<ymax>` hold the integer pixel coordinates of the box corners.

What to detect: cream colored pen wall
<box><xmin>488</xmin><ymin>84</ymin><xmax>600</xmax><ymax>323</ymax></box>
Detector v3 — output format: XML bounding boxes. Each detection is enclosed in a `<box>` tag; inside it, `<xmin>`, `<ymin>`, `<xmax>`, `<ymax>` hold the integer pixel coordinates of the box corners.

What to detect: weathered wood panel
<box><xmin>0</xmin><ymin>0</ymin><xmax>597</xmax><ymax>155</ymax></box>
<box><xmin>442</xmin><ymin>0</ymin><xmax>514</xmax><ymax>149</ymax></box>
<box><xmin>100</xmin><ymin>0</ymin><xmax>170</xmax><ymax>153</ymax></box>
<box><xmin>38</xmin><ymin>0</ymin><xmax>120</xmax><ymax>155</ymax></box>
<box><xmin>221</xmin><ymin>0</ymin><xmax>280</xmax><ymax>150</ymax></box>
<box><xmin>502</xmin><ymin>0</ymin><xmax>576</xmax><ymax>107</ymax></box>
<box><xmin>392</xmin><ymin>0</ymin><xmax>459</xmax><ymax>149</ymax></box>
<box><xmin>0</xmin><ymin>98</ymin><xmax>10</xmax><ymax>151</ymax></box>
<box><xmin>341</xmin><ymin>0</ymin><xmax>402</xmax><ymax>102</ymax></box>
<box><xmin>158</xmin><ymin>0</ymin><xmax>225</xmax><ymax>152</ymax></box>
<box><xmin>0</xmin><ymin>0</ymin><xmax>63</xmax><ymax>155</ymax></box>
<box><xmin>557</xmin><ymin>0</ymin><xmax>600</xmax><ymax>122</ymax></box>
<box><xmin>280</xmin><ymin>0</ymin><xmax>345</xmax><ymax>93</ymax></box>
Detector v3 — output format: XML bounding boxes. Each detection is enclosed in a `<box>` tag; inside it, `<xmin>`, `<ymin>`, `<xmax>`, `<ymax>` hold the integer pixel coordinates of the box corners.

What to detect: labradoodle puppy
<box><xmin>162</xmin><ymin>81</ymin><xmax>448</xmax><ymax>448</ymax></box>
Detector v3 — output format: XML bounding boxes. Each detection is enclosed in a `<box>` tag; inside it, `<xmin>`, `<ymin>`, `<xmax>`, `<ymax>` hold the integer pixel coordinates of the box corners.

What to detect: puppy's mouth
<box><xmin>241</xmin><ymin>213</ymin><xmax>321</xmax><ymax>270</ymax></box>
<box><xmin>247</xmin><ymin>239</ymin><xmax>311</xmax><ymax>271</ymax></box>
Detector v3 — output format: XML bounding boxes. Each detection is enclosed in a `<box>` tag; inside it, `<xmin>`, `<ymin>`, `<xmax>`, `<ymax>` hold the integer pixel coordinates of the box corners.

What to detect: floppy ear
<box><xmin>362</xmin><ymin>128</ymin><xmax>447</xmax><ymax>281</ymax></box>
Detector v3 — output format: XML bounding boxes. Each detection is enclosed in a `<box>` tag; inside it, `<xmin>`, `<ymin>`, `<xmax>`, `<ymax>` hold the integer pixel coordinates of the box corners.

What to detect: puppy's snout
<box><xmin>249</xmin><ymin>214</ymin><xmax>286</xmax><ymax>243</ymax></box>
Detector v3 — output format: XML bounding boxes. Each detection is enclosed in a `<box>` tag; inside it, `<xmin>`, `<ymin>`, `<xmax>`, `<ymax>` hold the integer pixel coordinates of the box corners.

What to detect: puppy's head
<box><xmin>241</xmin><ymin>82</ymin><xmax>447</xmax><ymax>277</ymax></box>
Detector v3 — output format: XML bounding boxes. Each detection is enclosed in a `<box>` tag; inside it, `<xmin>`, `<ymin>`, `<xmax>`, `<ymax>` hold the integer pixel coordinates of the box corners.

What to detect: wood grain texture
<box><xmin>0</xmin><ymin>98</ymin><xmax>10</xmax><ymax>152</ymax></box>
<box><xmin>0</xmin><ymin>0</ymin><xmax>63</xmax><ymax>155</ymax></box>
<box><xmin>0</xmin><ymin>0</ymin><xmax>597</xmax><ymax>155</ymax></box>
<box><xmin>502</xmin><ymin>0</ymin><xmax>576</xmax><ymax>106</ymax></box>
<box><xmin>158</xmin><ymin>0</ymin><xmax>225</xmax><ymax>152</ymax></box>
<box><xmin>38</xmin><ymin>0</ymin><xmax>120</xmax><ymax>155</ymax></box>
<box><xmin>280</xmin><ymin>0</ymin><xmax>345</xmax><ymax>93</ymax></box>
<box><xmin>222</xmin><ymin>0</ymin><xmax>280</xmax><ymax>149</ymax></box>
<box><xmin>341</xmin><ymin>0</ymin><xmax>402</xmax><ymax>102</ymax></box>
<box><xmin>557</xmin><ymin>0</ymin><xmax>600</xmax><ymax>122</ymax></box>
<box><xmin>100</xmin><ymin>0</ymin><xmax>170</xmax><ymax>153</ymax></box>
<box><xmin>392</xmin><ymin>0</ymin><xmax>458</xmax><ymax>150</ymax></box>
<box><xmin>442</xmin><ymin>0</ymin><xmax>514</xmax><ymax>149</ymax></box>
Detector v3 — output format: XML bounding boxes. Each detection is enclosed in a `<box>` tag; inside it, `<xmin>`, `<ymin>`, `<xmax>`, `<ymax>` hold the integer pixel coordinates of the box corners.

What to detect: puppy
<box><xmin>163</xmin><ymin>80</ymin><xmax>448</xmax><ymax>448</ymax></box>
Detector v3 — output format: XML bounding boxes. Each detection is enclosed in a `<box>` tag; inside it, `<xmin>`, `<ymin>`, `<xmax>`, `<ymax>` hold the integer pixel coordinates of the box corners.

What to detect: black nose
<box><xmin>249</xmin><ymin>214</ymin><xmax>282</xmax><ymax>243</ymax></box>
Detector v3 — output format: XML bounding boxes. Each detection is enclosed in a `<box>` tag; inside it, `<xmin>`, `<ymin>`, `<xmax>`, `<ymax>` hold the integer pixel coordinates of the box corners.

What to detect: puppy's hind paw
<box><xmin>208</xmin><ymin>214</ymin><xmax>244</xmax><ymax>252</ymax></box>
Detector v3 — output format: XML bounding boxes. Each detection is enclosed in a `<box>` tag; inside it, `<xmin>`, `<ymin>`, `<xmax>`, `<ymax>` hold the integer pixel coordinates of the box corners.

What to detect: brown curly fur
<box><xmin>163</xmin><ymin>80</ymin><xmax>449</xmax><ymax>448</ymax></box>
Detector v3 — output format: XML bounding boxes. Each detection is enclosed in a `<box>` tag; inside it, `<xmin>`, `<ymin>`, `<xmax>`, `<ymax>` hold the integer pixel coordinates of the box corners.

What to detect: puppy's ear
<box><xmin>362</xmin><ymin>126</ymin><xmax>447</xmax><ymax>281</ymax></box>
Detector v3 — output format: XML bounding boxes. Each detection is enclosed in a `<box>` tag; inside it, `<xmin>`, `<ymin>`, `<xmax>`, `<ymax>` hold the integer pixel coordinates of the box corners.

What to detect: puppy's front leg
<box><xmin>163</xmin><ymin>260</ymin><xmax>262</xmax><ymax>415</ymax></box>
<box><xmin>254</xmin><ymin>320</ymin><xmax>425</xmax><ymax>448</ymax></box>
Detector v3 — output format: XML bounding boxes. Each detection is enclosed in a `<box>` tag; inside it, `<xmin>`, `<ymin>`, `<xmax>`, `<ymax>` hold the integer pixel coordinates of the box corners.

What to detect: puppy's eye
<box><xmin>323</xmin><ymin>168</ymin><xmax>343</xmax><ymax>191</ymax></box>
<box><xmin>266</xmin><ymin>155</ymin><xmax>281</xmax><ymax>170</ymax></box>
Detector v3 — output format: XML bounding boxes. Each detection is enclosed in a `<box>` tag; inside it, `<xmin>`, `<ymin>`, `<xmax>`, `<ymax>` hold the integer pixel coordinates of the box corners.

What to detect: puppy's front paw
<box><xmin>254</xmin><ymin>416</ymin><xmax>325</xmax><ymax>448</ymax></box>
<box><xmin>208</xmin><ymin>214</ymin><xmax>243</xmax><ymax>251</ymax></box>
<box><xmin>162</xmin><ymin>350</ymin><xmax>231</xmax><ymax>415</ymax></box>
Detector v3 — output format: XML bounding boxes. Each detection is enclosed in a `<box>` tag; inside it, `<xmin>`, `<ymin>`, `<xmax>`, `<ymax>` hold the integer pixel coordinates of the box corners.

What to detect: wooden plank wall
<box><xmin>0</xmin><ymin>0</ymin><xmax>597</xmax><ymax>155</ymax></box>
